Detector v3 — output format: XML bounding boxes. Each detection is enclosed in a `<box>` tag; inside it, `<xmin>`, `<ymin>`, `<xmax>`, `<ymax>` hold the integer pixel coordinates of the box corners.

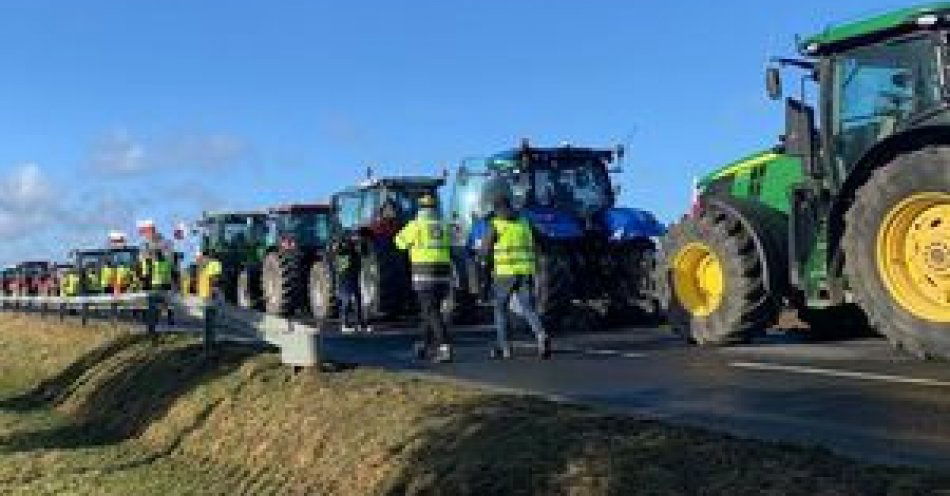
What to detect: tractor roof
<box><xmin>357</xmin><ymin>176</ymin><xmax>445</xmax><ymax>190</ymax></box>
<box><xmin>801</xmin><ymin>2</ymin><xmax>950</xmax><ymax>55</ymax></box>
<box><xmin>267</xmin><ymin>203</ymin><xmax>332</xmax><ymax>214</ymax></box>
<box><xmin>488</xmin><ymin>145</ymin><xmax>615</xmax><ymax>169</ymax></box>
<box><xmin>18</xmin><ymin>260</ymin><xmax>49</xmax><ymax>266</ymax></box>
<box><xmin>201</xmin><ymin>210</ymin><xmax>267</xmax><ymax>223</ymax></box>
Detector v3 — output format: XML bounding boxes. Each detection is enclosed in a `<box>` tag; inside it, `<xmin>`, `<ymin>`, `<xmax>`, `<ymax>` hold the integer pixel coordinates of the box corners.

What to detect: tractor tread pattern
<box><xmin>659</xmin><ymin>207</ymin><xmax>778</xmax><ymax>345</ymax></box>
<box><xmin>843</xmin><ymin>146</ymin><xmax>950</xmax><ymax>359</ymax></box>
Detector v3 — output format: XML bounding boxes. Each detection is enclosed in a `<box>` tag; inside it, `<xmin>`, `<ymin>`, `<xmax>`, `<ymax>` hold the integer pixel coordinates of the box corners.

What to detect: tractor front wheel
<box><xmin>658</xmin><ymin>208</ymin><xmax>776</xmax><ymax>345</ymax></box>
<box><xmin>308</xmin><ymin>259</ymin><xmax>334</xmax><ymax>320</ymax></box>
<box><xmin>844</xmin><ymin>148</ymin><xmax>950</xmax><ymax>359</ymax></box>
<box><xmin>237</xmin><ymin>268</ymin><xmax>260</xmax><ymax>310</ymax></box>
<box><xmin>263</xmin><ymin>250</ymin><xmax>303</xmax><ymax>317</ymax></box>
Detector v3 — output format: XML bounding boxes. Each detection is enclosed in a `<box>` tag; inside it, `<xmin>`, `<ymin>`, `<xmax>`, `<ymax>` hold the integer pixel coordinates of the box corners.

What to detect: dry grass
<box><xmin>0</xmin><ymin>313</ymin><xmax>946</xmax><ymax>495</ymax></box>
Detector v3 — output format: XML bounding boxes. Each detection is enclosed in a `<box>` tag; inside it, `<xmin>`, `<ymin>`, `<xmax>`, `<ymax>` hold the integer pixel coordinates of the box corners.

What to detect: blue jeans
<box><xmin>338</xmin><ymin>279</ymin><xmax>364</xmax><ymax>328</ymax></box>
<box><xmin>493</xmin><ymin>275</ymin><xmax>547</xmax><ymax>348</ymax></box>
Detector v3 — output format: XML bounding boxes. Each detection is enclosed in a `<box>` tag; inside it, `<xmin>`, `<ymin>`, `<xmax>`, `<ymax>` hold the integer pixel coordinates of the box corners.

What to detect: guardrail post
<box><xmin>59</xmin><ymin>301</ymin><xmax>66</xmax><ymax>322</ymax></box>
<box><xmin>203</xmin><ymin>303</ymin><xmax>216</xmax><ymax>358</ymax></box>
<box><xmin>145</xmin><ymin>293</ymin><xmax>158</xmax><ymax>339</ymax></box>
<box><xmin>80</xmin><ymin>303</ymin><xmax>89</xmax><ymax>326</ymax></box>
<box><xmin>111</xmin><ymin>301</ymin><xmax>119</xmax><ymax>327</ymax></box>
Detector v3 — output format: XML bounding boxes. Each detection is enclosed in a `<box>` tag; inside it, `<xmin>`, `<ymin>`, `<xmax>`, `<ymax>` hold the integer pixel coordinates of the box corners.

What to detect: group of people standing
<box><xmin>337</xmin><ymin>193</ymin><xmax>552</xmax><ymax>363</ymax></box>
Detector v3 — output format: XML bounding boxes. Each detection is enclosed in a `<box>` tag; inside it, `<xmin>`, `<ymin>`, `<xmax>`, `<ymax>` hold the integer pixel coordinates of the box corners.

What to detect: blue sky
<box><xmin>0</xmin><ymin>0</ymin><xmax>915</xmax><ymax>264</ymax></box>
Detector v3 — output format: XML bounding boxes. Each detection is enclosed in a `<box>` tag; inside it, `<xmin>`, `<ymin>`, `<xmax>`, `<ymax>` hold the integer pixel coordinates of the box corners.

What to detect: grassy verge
<box><xmin>0</xmin><ymin>314</ymin><xmax>946</xmax><ymax>495</ymax></box>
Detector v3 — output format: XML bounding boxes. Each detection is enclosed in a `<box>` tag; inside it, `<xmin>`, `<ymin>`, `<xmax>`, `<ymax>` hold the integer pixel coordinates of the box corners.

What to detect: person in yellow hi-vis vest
<box><xmin>197</xmin><ymin>253</ymin><xmax>222</xmax><ymax>300</ymax></box>
<box><xmin>151</xmin><ymin>251</ymin><xmax>173</xmax><ymax>291</ymax></box>
<box><xmin>100</xmin><ymin>263</ymin><xmax>116</xmax><ymax>294</ymax></box>
<box><xmin>395</xmin><ymin>194</ymin><xmax>453</xmax><ymax>363</ymax></box>
<box><xmin>482</xmin><ymin>194</ymin><xmax>551</xmax><ymax>360</ymax></box>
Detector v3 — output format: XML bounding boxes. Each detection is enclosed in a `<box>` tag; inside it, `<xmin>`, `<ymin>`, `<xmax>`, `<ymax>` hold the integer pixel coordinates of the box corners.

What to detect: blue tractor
<box><xmin>446</xmin><ymin>140</ymin><xmax>666</xmax><ymax>332</ymax></box>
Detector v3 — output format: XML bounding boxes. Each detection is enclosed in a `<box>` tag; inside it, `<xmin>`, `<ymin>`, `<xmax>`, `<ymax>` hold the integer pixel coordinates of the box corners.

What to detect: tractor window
<box><xmin>277</xmin><ymin>212</ymin><xmax>331</xmax><ymax>245</ymax></box>
<box><xmin>336</xmin><ymin>193</ymin><xmax>362</xmax><ymax>230</ymax></box>
<box><xmin>111</xmin><ymin>251</ymin><xmax>136</xmax><ymax>266</ymax></box>
<box><xmin>833</xmin><ymin>36</ymin><xmax>941</xmax><ymax>168</ymax></box>
<box><xmin>533</xmin><ymin>159</ymin><xmax>611</xmax><ymax>215</ymax></box>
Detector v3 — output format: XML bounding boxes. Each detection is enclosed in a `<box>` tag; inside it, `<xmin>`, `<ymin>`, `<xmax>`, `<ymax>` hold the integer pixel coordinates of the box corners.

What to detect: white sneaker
<box><xmin>341</xmin><ymin>325</ymin><xmax>356</xmax><ymax>335</ymax></box>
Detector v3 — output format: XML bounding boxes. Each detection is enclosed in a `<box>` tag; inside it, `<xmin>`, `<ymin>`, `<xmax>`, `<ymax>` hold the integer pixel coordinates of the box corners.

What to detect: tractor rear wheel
<box><xmin>308</xmin><ymin>259</ymin><xmax>334</xmax><ymax>319</ymax></box>
<box><xmin>263</xmin><ymin>250</ymin><xmax>304</xmax><ymax>317</ymax></box>
<box><xmin>360</xmin><ymin>243</ymin><xmax>408</xmax><ymax>319</ymax></box>
<box><xmin>534</xmin><ymin>242</ymin><xmax>574</xmax><ymax>333</ymax></box>
<box><xmin>844</xmin><ymin>148</ymin><xmax>950</xmax><ymax>359</ymax></box>
<box><xmin>659</xmin><ymin>208</ymin><xmax>776</xmax><ymax>345</ymax></box>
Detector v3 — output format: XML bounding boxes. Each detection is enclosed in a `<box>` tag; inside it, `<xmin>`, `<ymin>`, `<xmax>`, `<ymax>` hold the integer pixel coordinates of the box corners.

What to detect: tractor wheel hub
<box><xmin>876</xmin><ymin>192</ymin><xmax>950</xmax><ymax>323</ymax></box>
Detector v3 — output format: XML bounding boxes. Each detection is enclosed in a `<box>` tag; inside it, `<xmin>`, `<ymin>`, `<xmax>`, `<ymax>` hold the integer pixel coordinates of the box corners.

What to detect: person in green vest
<box><xmin>151</xmin><ymin>250</ymin><xmax>173</xmax><ymax>290</ymax></box>
<box><xmin>100</xmin><ymin>263</ymin><xmax>115</xmax><ymax>294</ymax></box>
<box><xmin>395</xmin><ymin>194</ymin><xmax>453</xmax><ymax>363</ymax></box>
<box><xmin>482</xmin><ymin>193</ymin><xmax>551</xmax><ymax>360</ymax></box>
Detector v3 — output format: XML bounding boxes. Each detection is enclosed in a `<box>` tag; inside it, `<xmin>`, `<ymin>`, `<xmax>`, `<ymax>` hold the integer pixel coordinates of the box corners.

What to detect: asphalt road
<box><xmin>321</xmin><ymin>323</ymin><xmax>950</xmax><ymax>470</ymax></box>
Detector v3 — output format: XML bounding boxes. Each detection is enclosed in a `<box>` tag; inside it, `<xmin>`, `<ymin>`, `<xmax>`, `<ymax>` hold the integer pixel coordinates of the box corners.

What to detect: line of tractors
<box><xmin>2</xmin><ymin>4</ymin><xmax>949</xmax><ymax>358</ymax></box>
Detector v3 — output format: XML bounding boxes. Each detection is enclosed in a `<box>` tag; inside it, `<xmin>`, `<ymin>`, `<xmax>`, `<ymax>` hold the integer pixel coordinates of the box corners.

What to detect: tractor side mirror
<box><xmin>766</xmin><ymin>67</ymin><xmax>782</xmax><ymax>101</ymax></box>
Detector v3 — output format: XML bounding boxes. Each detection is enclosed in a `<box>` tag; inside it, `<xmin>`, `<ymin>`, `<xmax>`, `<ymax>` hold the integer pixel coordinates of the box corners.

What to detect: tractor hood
<box><xmin>601</xmin><ymin>207</ymin><xmax>665</xmax><ymax>241</ymax></box>
<box><xmin>522</xmin><ymin>206</ymin><xmax>584</xmax><ymax>239</ymax></box>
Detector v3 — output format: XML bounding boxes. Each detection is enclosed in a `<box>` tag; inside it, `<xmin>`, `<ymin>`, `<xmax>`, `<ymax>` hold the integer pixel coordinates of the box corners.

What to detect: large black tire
<box><xmin>843</xmin><ymin>148</ymin><xmax>950</xmax><ymax>359</ymax></box>
<box><xmin>359</xmin><ymin>243</ymin><xmax>409</xmax><ymax>319</ymax></box>
<box><xmin>607</xmin><ymin>238</ymin><xmax>661</xmax><ymax>325</ymax></box>
<box><xmin>262</xmin><ymin>250</ymin><xmax>304</xmax><ymax>317</ymax></box>
<box><xmin>236</xmin><ymin>267</ymin><xmax>261</xmax><ymax>310</ymax></box>
<box><xmin>308</xmin><ymin>259</ymin><xmax>334</xmax><ymax>320</ymax></box>
<box><xmin>534</xmin><ymin>241</ymin><xmax>575</xmax><ymax>333</ymax></box>
<box><xmin>658</xmin><ymin>208</ymin><xmax>777</xmax><ymax>345</ymax></box>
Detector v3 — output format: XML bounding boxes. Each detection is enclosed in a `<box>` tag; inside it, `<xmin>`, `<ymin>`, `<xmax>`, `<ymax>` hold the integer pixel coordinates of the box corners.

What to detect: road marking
<box><xmin>730</xmin><ymin>361</ymin><xmax>950</xmax><ymax>387</ymax></box>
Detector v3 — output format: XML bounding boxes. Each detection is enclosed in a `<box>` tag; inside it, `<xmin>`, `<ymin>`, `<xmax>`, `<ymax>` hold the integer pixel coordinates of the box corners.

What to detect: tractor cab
<box><xmin>450</xmin><ymin>142</ymin><xmax>663</xmax><ymax>247</ymax></box>
<box><xmin>266</xmin><ymin>204</ymin><xmax>333</xmax><ymax>251</ymax></box>
<box><xmin>70</xmin><ymin>249</ymin><xmax>111</xmax><ymax>294</ymax></box>
<box><xmin>197</xmin><ymin>211</ymin><xmax>267</xmax><ymax>261</ymax></box>
<box><xmin>332</xmin><ymin>176</ymin><xmax>445</xmax><ymax>240</ymax></box>
<box><xmin>764</xmin><ymin>3</ymin><xmax>950</xmax><ymax>189</ymax></box>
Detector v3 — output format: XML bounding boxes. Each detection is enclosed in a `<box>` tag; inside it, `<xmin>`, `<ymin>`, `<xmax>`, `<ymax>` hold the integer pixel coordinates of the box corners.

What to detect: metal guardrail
<box><xmin>0</xmin><ymin>292</ymin><xmax>322</xmax><ymax>368</ymax></box>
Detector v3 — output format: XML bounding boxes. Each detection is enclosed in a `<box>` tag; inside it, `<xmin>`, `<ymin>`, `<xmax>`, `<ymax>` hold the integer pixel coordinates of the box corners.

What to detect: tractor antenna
<box><xmin>366</xmin><ymin>166</ymin><xmax>373</xmax><ymax>180</ymax></box>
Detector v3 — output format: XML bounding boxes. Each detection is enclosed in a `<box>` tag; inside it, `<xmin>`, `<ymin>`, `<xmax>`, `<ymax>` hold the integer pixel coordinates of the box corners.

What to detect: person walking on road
<box><xmin>395</xmin><ymin>194</ymin><xmax>453</xmax><ymax>363</ymax></box>
<box><xmin>483</xmin><ymin>194</ymin><xmax>551</xmax><ymax>359</ymax></box>
<box><xmin>335</xmin><ymin>234</ymin><xmax>366</xmax><ymax>334</ymax></box>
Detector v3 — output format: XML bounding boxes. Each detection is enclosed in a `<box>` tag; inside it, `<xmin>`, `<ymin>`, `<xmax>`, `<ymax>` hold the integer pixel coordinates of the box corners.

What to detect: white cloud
<box><xmin>89</xmin><ymin>128</ymin><xmax>252</xmax><ymax>175</ymax></box>
<box><xmin>0</xmin><ymin>163</ymin><xmax>58</xmax><ymax>239</ymax></box>
<box><xmin>89</xmin><ymin>129</ymin><xmax>148</xmax><ymax>174</ymax></box>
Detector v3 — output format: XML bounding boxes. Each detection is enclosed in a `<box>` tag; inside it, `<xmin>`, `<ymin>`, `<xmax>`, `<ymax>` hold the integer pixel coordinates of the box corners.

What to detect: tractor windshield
<box><xmin>111</xmin><ymin>251</ymin><xmax>137</xmax><ymax>267</ymax></box>
<box><xmin>276</xmin><ymin>211</ymin><xmax>331</xmax><ymax>246</ymax></box>
<box><xmin>532</xmin><ymin>158</ymin><xmax>612</xmax><ymax>215</ymax></box>
<box><xmin>211</xmin><ymin>218</ymin><xmax>264</xmax><ymax>247</ymax></box>
<box><xmin>833</xmin><ymin>35</ymin><xmax>941</xmax><ymax>168</ymax></box>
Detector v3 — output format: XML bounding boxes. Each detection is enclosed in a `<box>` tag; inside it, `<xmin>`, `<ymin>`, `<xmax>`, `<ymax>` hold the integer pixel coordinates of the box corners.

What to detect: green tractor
<box><xmin>308</xmin><ymin>176</ymin><xmax>445</xmax><ymax>320</ymax></box>
<box><xmin>239</xmin><ymin>203</ymin><xmax>333</xmax><ymax>316</ymax></box>
<box><xmin>185</xmin><ymin>210</ymin><xmax>267</xmax><ymax>302</ymax></box>
<box><xmin>658</xmin><ymin>4</ymin><xmax>950</xmax><ymax>357</ymax></box>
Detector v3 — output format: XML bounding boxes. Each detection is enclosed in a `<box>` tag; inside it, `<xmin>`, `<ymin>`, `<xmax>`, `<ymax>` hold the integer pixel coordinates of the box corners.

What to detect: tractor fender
<box><xmin>826</xmin><ymin>124</ymin><xmax>950</xmax><ymax>277</ymax></box>
<box><xmin>601</xmin><ymin>207</ymin><xmax>666</xmax><ymax>242</ymax></box>
<box><xmin>702</xmin><ymin>196</ymin><xmax>789</xmax><ymax>296</ymax></box>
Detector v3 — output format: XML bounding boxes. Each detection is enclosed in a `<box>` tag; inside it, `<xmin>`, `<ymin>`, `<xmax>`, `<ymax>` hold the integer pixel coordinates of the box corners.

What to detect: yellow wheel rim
<box><xmin>672</xmin><ymin>242</ymin><xmax>725</xmax><ymax>317</ymax></box>
<box><xmin>876</xmin><ymin>192</ymin><xmax>950</xmax><ymax>323</ymax></box>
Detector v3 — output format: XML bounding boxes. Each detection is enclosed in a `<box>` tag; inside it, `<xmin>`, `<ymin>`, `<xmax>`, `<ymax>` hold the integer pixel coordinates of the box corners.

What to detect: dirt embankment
<box><xmin>0</xmin><ymin>314</ymin><xmax>946</xmax><ymax>495</ymax></box>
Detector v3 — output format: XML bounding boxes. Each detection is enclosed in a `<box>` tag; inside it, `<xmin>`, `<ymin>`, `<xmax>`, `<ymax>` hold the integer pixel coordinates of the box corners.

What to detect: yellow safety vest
<box><xmin>396</xmin><ymin>216</ymin><xmax>451</xmax><ymax>287</ymax></box>
<box><xmin>100</xmin><ymin>266</ymin><xmax>115</xmax><ymax>289</ymax></box>
<box><xmin>152</xmin><ymin>260</ymin><xmax>172</xmax><ymax>287</ymax></box>
<box><xmin>198</xmin><ymin>258</ymin><xmax>223</xmax><ymax>299</ymax></box>
<box><xmin>492</xmin><ymin>217</ymin><xmax>536</xmax><ymax>276</ymax></box>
